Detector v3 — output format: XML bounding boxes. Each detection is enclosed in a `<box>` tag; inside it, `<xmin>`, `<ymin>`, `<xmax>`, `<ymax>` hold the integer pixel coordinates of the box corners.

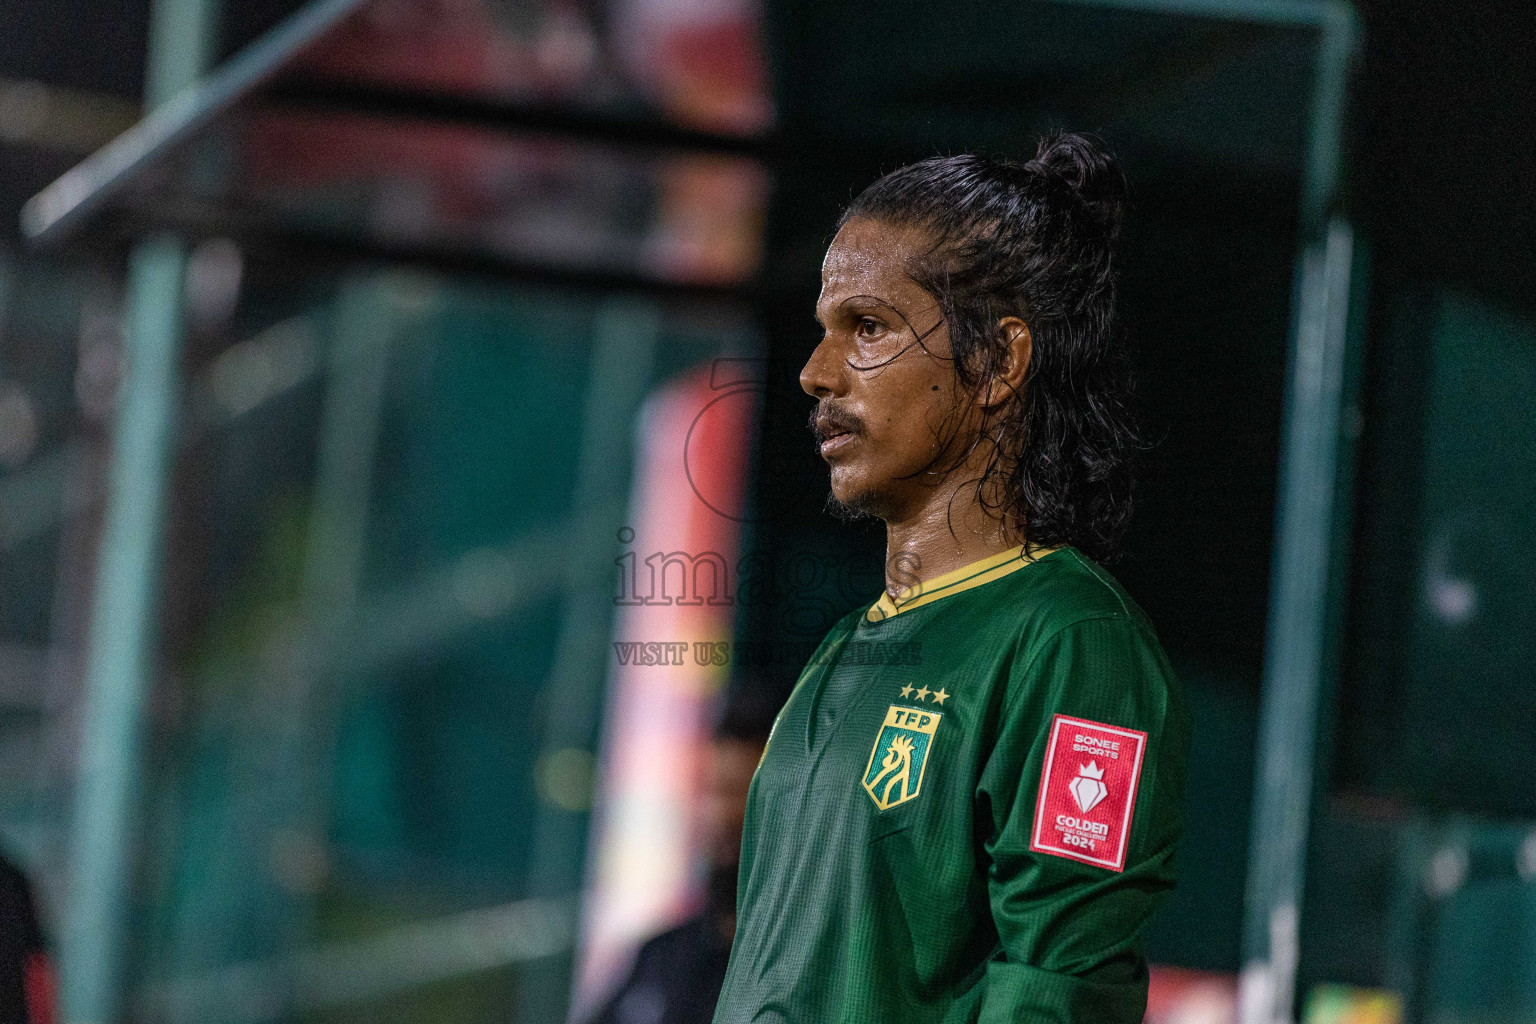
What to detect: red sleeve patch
<box><xmin>1029</xmin><ymin>714</ymin><xmax>1148</xmax><ymax>872</ymax></box>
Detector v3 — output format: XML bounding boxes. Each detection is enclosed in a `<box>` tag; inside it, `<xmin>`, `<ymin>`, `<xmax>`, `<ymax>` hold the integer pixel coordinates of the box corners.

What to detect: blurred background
<box><xmin>0</xmin><ymin>0</ymin><xmax>1532</xmax><ymax>1021</ymax></box>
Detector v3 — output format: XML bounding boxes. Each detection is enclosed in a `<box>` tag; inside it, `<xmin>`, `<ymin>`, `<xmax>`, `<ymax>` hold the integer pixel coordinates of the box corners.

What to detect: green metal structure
<box><xmin>61</xmin><ymin>235</ymin><xmax>187</xmax><ymax>1024</ymax></box>
<box><xmin>59</xmin><ymin>0</ymin><xmax>221</xmax><ymax>1015</ymax></box>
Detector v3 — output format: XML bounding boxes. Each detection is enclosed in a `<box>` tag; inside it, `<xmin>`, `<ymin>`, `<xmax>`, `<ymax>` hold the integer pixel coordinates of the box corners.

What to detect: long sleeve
<box><xmin>974</xmin><ymin>614</ymin><xmax>1190</xmax><ymax>1024</ymax></box>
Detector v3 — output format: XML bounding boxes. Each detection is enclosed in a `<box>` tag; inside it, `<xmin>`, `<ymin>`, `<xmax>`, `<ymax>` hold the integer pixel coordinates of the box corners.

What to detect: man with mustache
<box><xmin>713</xmin><ymin>134</ymin><xmax>1190</xmax><ymax>1024</ymax></box>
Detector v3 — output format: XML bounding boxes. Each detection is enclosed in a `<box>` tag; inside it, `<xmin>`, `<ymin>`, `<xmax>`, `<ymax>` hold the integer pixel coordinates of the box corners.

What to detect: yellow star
<box><xmin>899</xmin><ymin>684</ymin><xmax>913</xmax><ymax>698</ymax></box>
<box><xmin>932</xmin><ymin>688</ymin><xmax>950</xmax><ymax>705</ymax></box>
<box><xmin>915</xmin><ymin>686</ymin><xmax>931</xmax><ymax>701</ymax></box>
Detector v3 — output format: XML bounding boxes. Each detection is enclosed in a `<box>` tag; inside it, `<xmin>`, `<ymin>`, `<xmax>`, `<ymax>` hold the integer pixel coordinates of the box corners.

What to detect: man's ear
<box><xmin>978</xmin><ymin>317</ymin><xmax>1032</xmax><ymax>408</ymax></box>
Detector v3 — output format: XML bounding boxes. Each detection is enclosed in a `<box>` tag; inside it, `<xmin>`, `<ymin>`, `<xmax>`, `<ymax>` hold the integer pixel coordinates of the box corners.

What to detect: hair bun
<box><xmin>1031</xmin><ymin>132</ymin><xmax>1128</xmax><ymax>241</ymax></box>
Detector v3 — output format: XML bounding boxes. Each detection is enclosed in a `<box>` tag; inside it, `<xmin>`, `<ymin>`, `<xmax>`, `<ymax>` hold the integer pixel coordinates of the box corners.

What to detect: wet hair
<box><xmin>839</xmin><ymin>132</ymin><xmax>1138</xmax><ymax>563</ymax></box>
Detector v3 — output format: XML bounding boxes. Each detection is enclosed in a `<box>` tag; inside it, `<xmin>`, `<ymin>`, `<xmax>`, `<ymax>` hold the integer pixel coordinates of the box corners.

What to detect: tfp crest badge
<box><xmin>863</xmin><ymin>706</ymin><xmax>942</xmax><ymax>810</ymax></box>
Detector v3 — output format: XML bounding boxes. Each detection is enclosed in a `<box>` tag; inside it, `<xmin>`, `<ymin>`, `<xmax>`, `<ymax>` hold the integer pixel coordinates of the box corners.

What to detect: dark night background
<box><xmin>6</xmin><ymin>0</ymin><xmax>1534</xmax><ymax>300</ymax></box>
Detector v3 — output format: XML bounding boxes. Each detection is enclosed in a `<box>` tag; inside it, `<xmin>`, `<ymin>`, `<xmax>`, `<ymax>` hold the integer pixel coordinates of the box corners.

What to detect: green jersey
<box><xmin>714</xmin><ymin>545</ymin><xmax>1189</xmax><ymax>1024</ymax></box>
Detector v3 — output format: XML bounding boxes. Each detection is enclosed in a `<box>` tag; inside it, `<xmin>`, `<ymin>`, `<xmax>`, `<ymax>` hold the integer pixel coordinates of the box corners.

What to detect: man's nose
<box><xmin>800</xmin><ymin>335</ymin><xmax>845</xmax><ymax>399</ymax></box>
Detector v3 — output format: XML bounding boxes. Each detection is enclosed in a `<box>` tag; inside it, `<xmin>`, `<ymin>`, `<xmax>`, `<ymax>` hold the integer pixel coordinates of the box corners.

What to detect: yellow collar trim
<box><xmin>865</xmin><ymin>544</ymin><xmax>1060</xmax><ymax>622</ymax></box>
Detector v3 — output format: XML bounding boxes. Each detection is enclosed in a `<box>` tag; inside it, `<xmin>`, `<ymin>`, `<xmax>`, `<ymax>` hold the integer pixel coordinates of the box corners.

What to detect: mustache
<box><xmin>808</xmin><ymin>403</ymin><xmax>864</xmax><ymax>444</ymax></box>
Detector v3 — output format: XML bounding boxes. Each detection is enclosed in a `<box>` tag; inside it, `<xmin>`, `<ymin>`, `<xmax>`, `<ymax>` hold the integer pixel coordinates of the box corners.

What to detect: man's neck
<box><xmin>882</xmin><ymin>486</ymin><xmax>1021</xmax><ymax>597</ymax></box>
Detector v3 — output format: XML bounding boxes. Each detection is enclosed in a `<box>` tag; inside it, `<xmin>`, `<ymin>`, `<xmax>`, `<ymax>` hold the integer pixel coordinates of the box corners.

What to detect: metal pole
<box><xmin>59</xmin><ymin>0</ymin><xmax>216</xmax><ymax>1017</ymax></box>
<box><xmin>1238</xmin><ymin>6</ymin><xmax>1360</xmax><ymax>1023</ymax></box>
<box><xmin>518</xmin><ymin>300</ymin><xmax>661</xmax><ymax>1023</ymax></box>
<box><xmin>59</xmin><ymin>235</ymin><xmax>188</xmax><ymax>1023</ymax></box>
<box><xmin>1238</xmin><ymin>220</ymin><xmax>1355</xmax><ymax>1024</ymax></box>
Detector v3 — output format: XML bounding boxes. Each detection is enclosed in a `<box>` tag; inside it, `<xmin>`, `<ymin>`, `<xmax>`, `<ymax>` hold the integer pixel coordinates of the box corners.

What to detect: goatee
<box><xmin>824</xmin><ymin>489</ymin><xmax>878</xmax><ymax>523</ymax></box>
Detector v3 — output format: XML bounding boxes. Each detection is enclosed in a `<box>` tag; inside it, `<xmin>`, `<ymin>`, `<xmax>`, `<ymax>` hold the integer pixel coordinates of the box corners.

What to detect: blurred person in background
<box><xmin>713</xmin><ymin>134</ymin><xmax>1190</xmax><ymax>1024</ymax></box>
<box><xmin>590</xmin><ymin>704</ymin><xmax>771</xmax><ymax>1024</ymax></box>
<box><xmin>0</xmin><ymin>854</ymin><xmax>54</xmax><ymax>1024</ymax></box>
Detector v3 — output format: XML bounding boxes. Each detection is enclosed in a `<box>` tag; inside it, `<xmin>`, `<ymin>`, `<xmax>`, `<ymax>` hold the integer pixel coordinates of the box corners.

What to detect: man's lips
<box><xmin>812</xmin><ymin>409</ymin><xmax>862</xmax><ymax>458</ymax></box>
<box><xmin>819</xmin><ymin>429</ymin><xmax>856</xmax><ymax>456</ymax></box>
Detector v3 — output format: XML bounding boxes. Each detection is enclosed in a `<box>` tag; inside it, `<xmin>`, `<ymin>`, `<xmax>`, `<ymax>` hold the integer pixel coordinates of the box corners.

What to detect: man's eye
<box><xmin>856</xmin><ymin>317</ymin><xmax>882</xmax><ymax>337</ymax></box>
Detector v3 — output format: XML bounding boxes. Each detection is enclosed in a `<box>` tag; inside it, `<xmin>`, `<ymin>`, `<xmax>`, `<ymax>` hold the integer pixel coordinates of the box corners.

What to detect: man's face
<box><xmin>802</xmin><ymin>216</ymin><xmax>966</xmax><ymax>520</ymax></box>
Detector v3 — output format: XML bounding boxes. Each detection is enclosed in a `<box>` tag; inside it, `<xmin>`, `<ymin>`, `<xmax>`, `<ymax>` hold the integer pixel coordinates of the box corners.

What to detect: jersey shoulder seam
<box><xmin>1064</xmin><ymin>547</ymin><xmax>1132</xmax><ymax>618</ymax></box>
<box><xmin>1001</xmin><ymin>611</ymin><xmax>1132</xmax><ymax>719</ymax></box>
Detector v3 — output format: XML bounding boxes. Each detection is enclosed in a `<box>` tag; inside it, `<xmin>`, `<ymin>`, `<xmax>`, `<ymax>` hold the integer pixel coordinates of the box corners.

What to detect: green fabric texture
<box><xmin>714</xmin><ymin>547</ymin><xmax>1190</xmax><ymax>1024</ymax></box>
